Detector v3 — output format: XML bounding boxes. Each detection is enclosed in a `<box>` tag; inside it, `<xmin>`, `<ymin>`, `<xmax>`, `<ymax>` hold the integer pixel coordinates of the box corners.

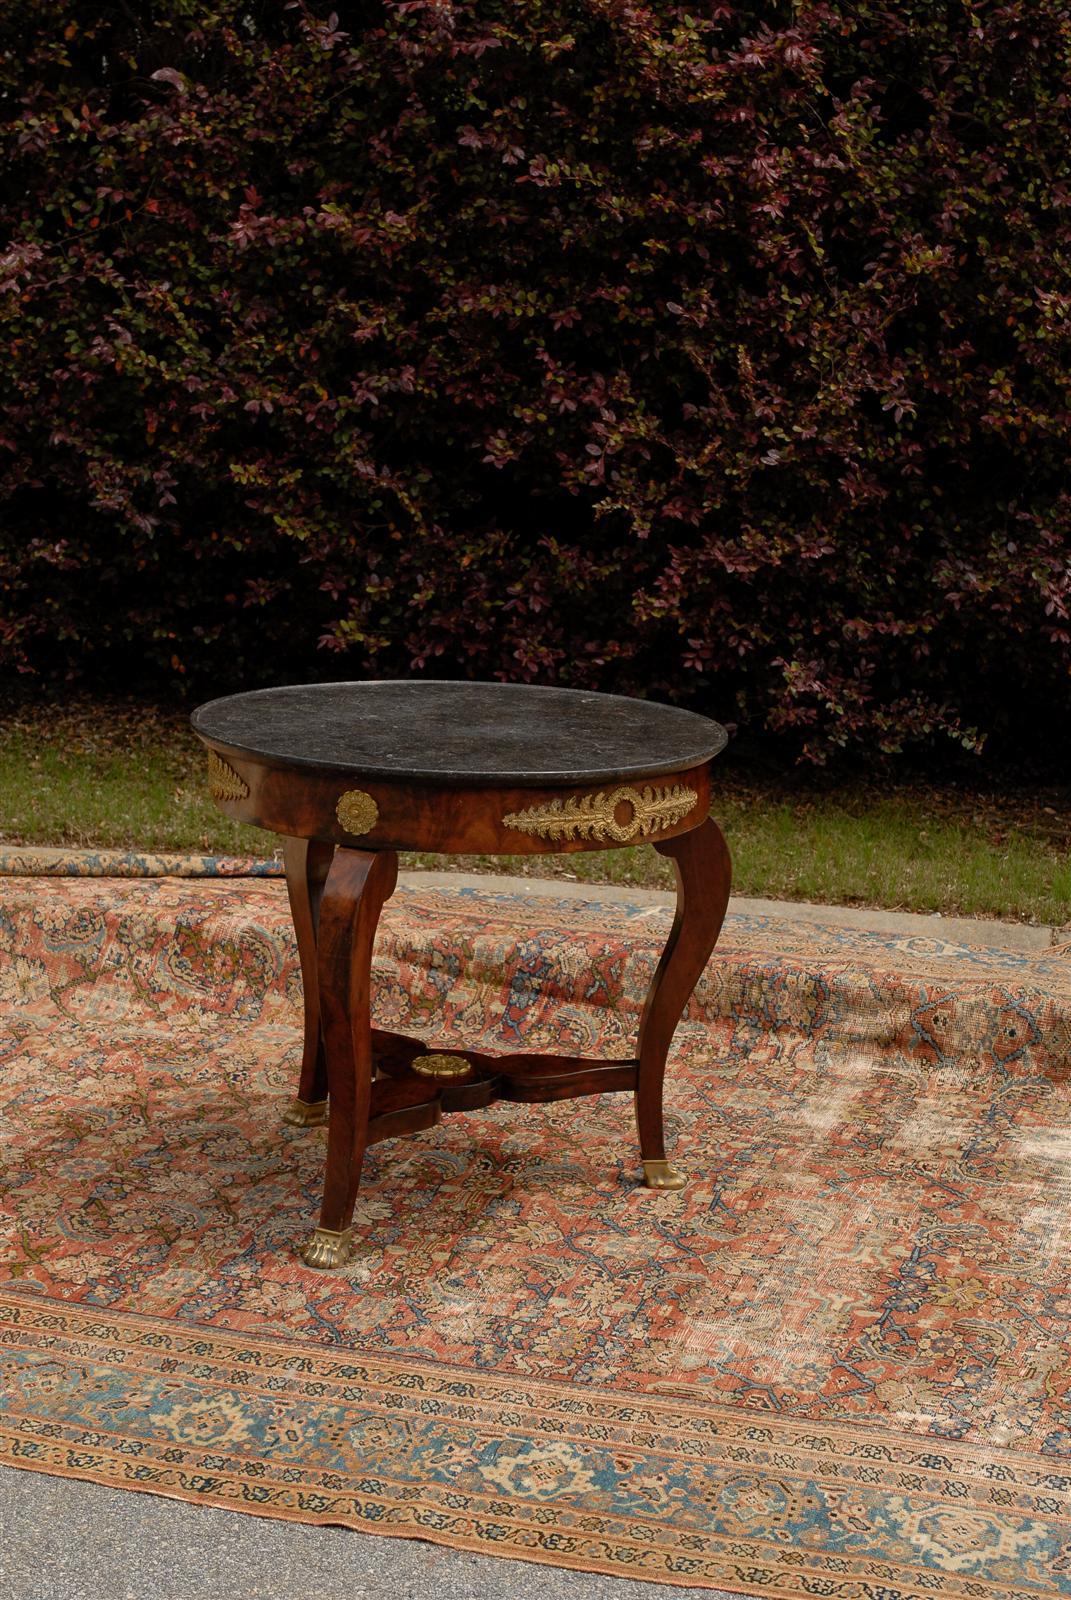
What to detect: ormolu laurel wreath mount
<box><xmin>194</xmin><ymin>681</ymin><xmax>731</xmax><ymax>1269</ymax></box>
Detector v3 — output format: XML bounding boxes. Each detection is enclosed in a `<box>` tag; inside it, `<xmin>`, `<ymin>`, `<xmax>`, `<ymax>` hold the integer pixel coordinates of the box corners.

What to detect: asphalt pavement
<box><xmin>0</xmin><ymin>1464</ymin><xmax>737</xmax><ymax>1600</ymax></box>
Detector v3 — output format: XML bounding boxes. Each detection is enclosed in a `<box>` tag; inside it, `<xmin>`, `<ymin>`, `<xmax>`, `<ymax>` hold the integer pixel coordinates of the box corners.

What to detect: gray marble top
<box><xmin>191</xmin><ymin>681</ymin><xmax>727</xmax><ymax>787</ymax></box>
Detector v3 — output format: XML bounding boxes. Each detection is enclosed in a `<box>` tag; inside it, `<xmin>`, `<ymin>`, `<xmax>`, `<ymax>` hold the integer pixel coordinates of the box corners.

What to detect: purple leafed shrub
<box><xmin>1</xmin><ymin>2</ymin><xmax>1069</xmax><ymax>763</ymax></box>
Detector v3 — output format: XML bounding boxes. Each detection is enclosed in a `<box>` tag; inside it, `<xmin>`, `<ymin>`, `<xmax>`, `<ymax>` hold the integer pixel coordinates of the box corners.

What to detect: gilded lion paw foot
<box><xmin>283</xmin><ymin>1097</ymin><xmax>329</xmax><ymax>1127</ymax></box>
<box><xmin>300</xmin><ymin>1227</ymin><xmax>354</xmax><ymax>1269</ymax></box>
<box><xmin>642</xmin><ymin>1159</ymin><xmax>686</xmax><ymax>1191</ymax></box>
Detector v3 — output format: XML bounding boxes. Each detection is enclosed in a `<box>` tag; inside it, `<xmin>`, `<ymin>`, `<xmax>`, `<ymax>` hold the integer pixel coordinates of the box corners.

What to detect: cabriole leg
<box><xmin>301</xmin><ymin>847</ymin><xmax>397</xmax><ymax>1269</ymax></box>
<box><xmin>282</xmin><ymin>836</ymin><xmax>335</xmax><ymax>1126</ymax></box>
<box><xmin>635</xmin><ymin>817</ymin><xmax>731</xmax><ymax>1190</ymax></box>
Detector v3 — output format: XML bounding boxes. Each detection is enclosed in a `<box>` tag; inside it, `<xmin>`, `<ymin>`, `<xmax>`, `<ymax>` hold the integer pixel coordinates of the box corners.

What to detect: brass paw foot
<box><xmin>300</xmin><ymin>1226</ymin><xmax>354</xmax><ymax>1269</ymax></box>
<box><xmin>642</xmin><ymin>1159</ymin><xmax>686</xmax><ymax>1191</ymax></box>
<box><xmin>284</xmin><ymin>1097</ymin><xmax>329</xmax><ymax>1127</ymax></box>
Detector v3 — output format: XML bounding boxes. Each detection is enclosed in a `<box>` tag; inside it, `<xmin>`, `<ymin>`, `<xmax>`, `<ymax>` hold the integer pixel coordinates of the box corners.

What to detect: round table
<box><xmin>192</xmin><ymin>681</ymin><xmax>731</xmax><ymax>1268</ymax></box>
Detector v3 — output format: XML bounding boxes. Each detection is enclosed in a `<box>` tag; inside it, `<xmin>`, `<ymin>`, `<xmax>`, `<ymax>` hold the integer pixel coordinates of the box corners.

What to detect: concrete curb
<box><xmin>400</xmin><ymin>869</ymin><xmax>1063</xmax><ymax>953</ymax></box>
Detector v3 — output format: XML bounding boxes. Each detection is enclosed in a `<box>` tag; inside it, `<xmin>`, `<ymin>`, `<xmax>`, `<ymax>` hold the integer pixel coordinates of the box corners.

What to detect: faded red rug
<box><xmin>1</xmin><ymin>856</ymin><xmax>1070</xmax><ymax>1596</ymax></box>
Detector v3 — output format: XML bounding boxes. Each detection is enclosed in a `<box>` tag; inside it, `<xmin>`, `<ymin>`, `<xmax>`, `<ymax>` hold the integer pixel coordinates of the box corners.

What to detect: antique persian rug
<box><xmin>1</xmin><ymin>856</ymin><xmax>1070</xmax><ymax>1596</ymax></box>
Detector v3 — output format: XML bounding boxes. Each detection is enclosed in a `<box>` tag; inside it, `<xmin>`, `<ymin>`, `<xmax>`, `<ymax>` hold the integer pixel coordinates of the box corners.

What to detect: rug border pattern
<box><xmin>1</xmin><ymin>1294</ymin><xmax>1066</xmax><ymax>1598</ymax></box>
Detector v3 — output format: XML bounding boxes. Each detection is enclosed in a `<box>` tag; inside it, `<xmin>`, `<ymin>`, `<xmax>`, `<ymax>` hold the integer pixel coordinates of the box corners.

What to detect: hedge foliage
<box><xmin>2</xmin><ymin>2</ymin><xmax>1070</xmax><ymax>762</ymax></box>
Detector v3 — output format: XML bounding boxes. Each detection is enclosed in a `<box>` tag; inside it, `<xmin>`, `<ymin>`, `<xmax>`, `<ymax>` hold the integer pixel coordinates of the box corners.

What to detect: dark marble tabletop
<box><xmin>192</xmin><ymin>681</ymin><xmax>727</xmax><ymax>787</ymax></box>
